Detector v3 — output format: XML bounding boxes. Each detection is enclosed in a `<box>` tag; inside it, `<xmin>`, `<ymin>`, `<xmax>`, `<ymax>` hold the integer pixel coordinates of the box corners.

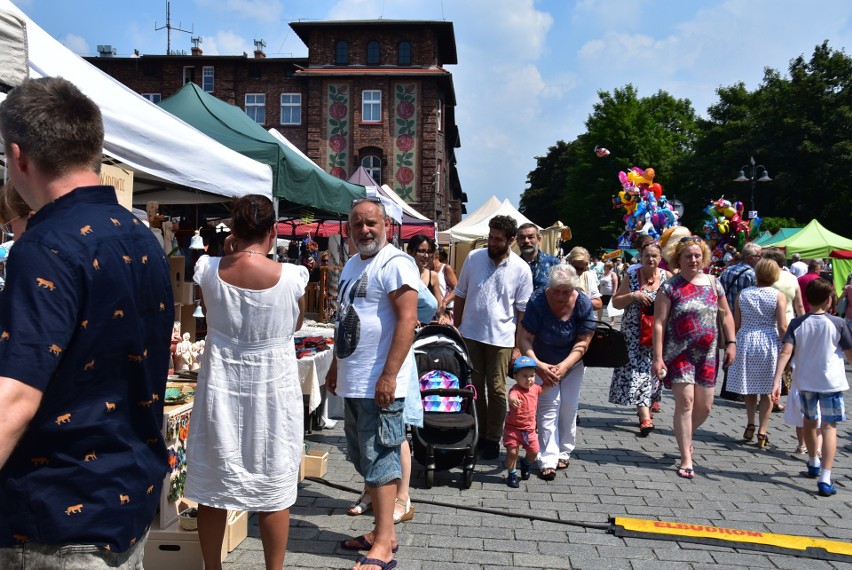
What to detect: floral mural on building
<box><xmin>326</xmin><ymin>84</ymin><xmax>350</xmax><ymax>179</ymax></box>
<box><xmin>393</xmin><ymin>83</ymin><xmax>418</xmax><ymax>202</ymax></box>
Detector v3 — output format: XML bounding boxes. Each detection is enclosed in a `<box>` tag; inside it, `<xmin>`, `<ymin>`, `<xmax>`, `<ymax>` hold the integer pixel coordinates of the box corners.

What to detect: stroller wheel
<box><xmin>425</xmin><ymin>468</ymin><xmax>434</xmax><ymax>489</ymax></box>
<box><xmin>462</xmin><ymin>468</ymin><xmax>473</xmax><ymax>489</ymax></box>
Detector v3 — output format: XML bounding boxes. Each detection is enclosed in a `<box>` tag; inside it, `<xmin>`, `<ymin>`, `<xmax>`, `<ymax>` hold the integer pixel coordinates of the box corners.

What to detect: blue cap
<box><xmin>513</xmin><ymin>355</ymin><xmax>538</xmax><ymax>374</ymax></box>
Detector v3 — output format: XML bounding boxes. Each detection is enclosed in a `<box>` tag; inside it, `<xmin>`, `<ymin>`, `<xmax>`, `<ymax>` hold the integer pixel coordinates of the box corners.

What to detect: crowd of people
<box><xmin>1</xmin><ymin>78</ymin><xmax>851</xmax><ymax>570</ymax></box>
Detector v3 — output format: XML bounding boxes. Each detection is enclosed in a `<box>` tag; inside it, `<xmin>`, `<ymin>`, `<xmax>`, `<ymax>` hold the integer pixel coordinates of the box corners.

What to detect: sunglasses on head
<box><xmin>679</xmin><ymin>236</ymin><xmax>703</xmax><ymax>244</ymax></box>
<box><xmin>351</xmin><ymin>196</ymin><xmax>383</xmax><ymax>208</ymax></box>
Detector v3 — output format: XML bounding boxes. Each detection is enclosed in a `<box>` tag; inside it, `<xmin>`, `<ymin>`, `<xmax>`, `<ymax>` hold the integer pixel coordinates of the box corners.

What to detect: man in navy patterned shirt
<box><xmin>517</xmin><ymin>223</ymin><xmax>560</xmax><ymax>290</ymax></box>
<box><xmin>0</xmin><ymin>77</ymin><xmax>174</xmax><ymax>567</ymax></box>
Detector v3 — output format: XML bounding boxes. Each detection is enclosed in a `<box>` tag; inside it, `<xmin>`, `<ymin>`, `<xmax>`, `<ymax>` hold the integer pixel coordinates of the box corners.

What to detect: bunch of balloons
<box><xmin>609</xmin><ymin>163</ymin><xmax>678</xmax><ymax>248</ymax></box>
<box><xmin>700</xmin><ymin>197</ymin><xmax>762</xmax><ymax>272</ymax></box>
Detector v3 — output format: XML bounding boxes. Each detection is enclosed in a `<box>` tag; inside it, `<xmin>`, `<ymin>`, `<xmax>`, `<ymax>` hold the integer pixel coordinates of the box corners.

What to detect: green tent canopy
<box><xmin>762</xmin><ymin>227</ymin><xmax>803</xmax><ymax>246</ymax></box>
<box><xmin>751</xmin><ymin>231</ymin><xmax>774</xmax><ymax>246</ymax></box>
<box><xmin>160</xmin><ymin>83</ymin><xmax>364</xmax><ymax>214</ymax></box>
<box><xmin>770</xmin><ymin>219</ymin><xmax>852</xmax><ymax>259</ymax></box>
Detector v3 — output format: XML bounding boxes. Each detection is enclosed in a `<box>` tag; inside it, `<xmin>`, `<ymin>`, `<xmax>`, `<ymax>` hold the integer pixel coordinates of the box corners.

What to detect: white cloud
<box><xmin>203</xmin><ymin>31</ymin><xmax>253</xmax><ymax>55</ymax></box>
<box><xmin>61</xmin><ymin>33</ymin><xmax>90</xmax><ymax>55</ymax></box>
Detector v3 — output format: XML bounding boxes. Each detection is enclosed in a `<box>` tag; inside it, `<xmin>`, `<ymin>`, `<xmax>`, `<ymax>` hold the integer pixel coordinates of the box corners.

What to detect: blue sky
<box><xmin>13</xmin><ymin>0</ymin><xmax>852</xmax><ymax>217</ymax></box>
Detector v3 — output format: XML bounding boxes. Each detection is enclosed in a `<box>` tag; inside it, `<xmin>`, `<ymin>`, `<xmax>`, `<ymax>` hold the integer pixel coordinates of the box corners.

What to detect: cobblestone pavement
<box><xmin>224</xmin><ymin>356</ymin><xmax>852</xmax><ymax>569</ymax></box>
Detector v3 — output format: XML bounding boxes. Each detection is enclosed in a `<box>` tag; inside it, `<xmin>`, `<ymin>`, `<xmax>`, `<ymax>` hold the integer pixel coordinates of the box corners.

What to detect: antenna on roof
<box><xmin>155</xmin><ymin>0</ymin><xmax>193</xmax><ymax>55</ymax></box>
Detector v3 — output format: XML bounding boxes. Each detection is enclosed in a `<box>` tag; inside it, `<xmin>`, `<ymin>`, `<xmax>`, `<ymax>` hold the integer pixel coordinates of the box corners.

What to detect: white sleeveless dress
<box><xmin>185</xmin><ymin>256</ymin><xmax>308</xmax><ymax>510</ymax></box>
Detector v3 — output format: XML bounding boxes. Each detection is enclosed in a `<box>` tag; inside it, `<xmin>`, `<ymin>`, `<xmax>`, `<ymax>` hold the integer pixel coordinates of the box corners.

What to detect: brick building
<box><xmin>86</xmin><ymin>19</ymin><xmax>466</xmax><ymax>228</ymax></box>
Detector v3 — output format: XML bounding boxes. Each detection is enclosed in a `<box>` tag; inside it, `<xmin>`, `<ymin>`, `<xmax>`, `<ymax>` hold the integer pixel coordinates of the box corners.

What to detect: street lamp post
<box><xmin>734</xmin><ymin>156</ymin><xmax>771</xmax><ymax>219</ymax></box>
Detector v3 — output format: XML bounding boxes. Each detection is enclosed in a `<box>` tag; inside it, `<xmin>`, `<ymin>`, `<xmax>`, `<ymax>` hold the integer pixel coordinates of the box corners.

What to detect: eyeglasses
<box><xmin>351</xmin><ymin>196</ymin><xmax>383</xmax><ymax>208</ymax></box>
<box><xmin>679</xmin><ymin>236</ymin><xmax>703</xmax><ymax>244</ymax></box>
<box><xmin>414</xmin><ymin>249</ymin><xmax>432</xmax><ymax>255</ymax></box>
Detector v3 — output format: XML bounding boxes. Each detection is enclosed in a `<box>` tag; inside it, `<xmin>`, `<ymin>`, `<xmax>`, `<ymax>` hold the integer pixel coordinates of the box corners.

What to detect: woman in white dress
<box><xmin>185</xmin><ymin>195</ymin><xmax>307</xmax><ymax>570</ymax></box>
<box><xmin>726</xmin><ymin>259</ymin><xmax>787</xmax><ymax>449</ymax></box>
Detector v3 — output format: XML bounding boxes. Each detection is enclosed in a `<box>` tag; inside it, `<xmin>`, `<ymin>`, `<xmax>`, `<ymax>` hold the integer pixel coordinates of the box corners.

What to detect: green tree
<box><xmin>684</xmin><ymin>41</ymin><xmax>852</xmax><ymax>235</ymax></box>
<box><xmin>759</xmin><ymin>216</ymin><xmax>803</xmax><ymax>235</ymax></box>
<box><xmin>519</xmin><ymin>85</ymin><xmax>698</xmax><ymax>249</ymax></box>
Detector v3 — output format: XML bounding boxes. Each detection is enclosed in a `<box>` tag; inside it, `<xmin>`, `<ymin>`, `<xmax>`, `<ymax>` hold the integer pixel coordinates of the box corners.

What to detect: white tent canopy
<box><xmin>438</xmin><ymin>196</ymin><xmax>538</xmax><ymax>243</ymax></box>
<box><xmin>0</xmin><ymin>0</ymin><xmax>273</xmax><ymax>201</ymax></box>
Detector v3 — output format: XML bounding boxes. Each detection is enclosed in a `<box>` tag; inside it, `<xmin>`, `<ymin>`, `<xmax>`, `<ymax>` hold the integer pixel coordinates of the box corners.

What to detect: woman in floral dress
<box><xmin>608</xmin><ymin>243</ymin><xmax>671</xmax><ymax>435</ymax></box>
<box><xmin>651</xmin><ymin>236</ymin><xmax>736</xmax><ymax>479</ymax></box>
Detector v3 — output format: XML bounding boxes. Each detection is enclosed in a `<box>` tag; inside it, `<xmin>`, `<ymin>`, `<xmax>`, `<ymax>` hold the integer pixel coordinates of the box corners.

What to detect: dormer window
<box><xmin>367</xmin><ymin>41</ymin><xmax>380</xmax><ymax>65</ymax></box>
<box><xmin>335</xmin><ymin>40</ymin><xmax>349</xmax><ymax>65</ymax></box>
<box><xmin>398</xmin><ymin>41</ymin><xmax>411</xmax><ymax>66</ymax></box>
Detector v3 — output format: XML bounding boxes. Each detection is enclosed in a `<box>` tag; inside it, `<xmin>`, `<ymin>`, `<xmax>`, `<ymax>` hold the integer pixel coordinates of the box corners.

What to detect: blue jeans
<box><xmin>0</xmin><ymin>532</ymin><xmax>147</xmax><ymax>569</ymax></box>
<box><xmin>344</xmin><ymin>398</ymin><xmax>405</xmax><ymax>487</ymax></box>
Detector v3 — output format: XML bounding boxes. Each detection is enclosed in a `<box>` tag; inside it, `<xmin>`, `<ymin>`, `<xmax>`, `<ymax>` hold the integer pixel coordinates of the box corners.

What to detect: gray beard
<box><xmin>356</xmin><ymin>236</ymin><xmax>385</xmax><ymax>257</ymax></box>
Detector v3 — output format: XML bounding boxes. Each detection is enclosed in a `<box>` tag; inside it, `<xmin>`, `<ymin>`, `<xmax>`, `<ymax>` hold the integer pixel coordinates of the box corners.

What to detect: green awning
<box><xmin>160</xmin><ymin>83</ymin><xmax>364</xmax><ymax>214</ymax></box>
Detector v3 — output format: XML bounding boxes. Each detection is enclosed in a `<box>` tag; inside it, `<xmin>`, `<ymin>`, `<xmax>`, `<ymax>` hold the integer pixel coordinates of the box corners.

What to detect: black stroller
<box><xmin>410</xmin><ymin>324</ymin><xmax>478</xmax><ymax>489</ymax></box>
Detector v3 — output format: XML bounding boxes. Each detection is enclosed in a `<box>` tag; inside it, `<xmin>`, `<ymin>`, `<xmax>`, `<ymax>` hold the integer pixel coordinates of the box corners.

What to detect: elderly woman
<box><xmin>185</xmin><ymin>195</ymin><xmax>307</xmax><ymax>569</ymax></box>
<box><xmin>518</xmin><ymin>264</ymin><xmax>595</xmax><ymax>480</ymax></box>
<box><xmin>609</xmin><ymin>242</ymin><xmax>671</xmax><ymax>435</ymax></box>
<box><xmin>566</xmin><ymin>246</ymin><xmax>603</xmax><ymax>311</ymax></box>
<box><xmin>726</xmin><ymin>259</ymin><xmax>787</xmax><ymax>448</ymax></box>
<box><xmin>651</xmin><ymin>236</ymin><xmax>736</xmax><ymax>479</ymax></box>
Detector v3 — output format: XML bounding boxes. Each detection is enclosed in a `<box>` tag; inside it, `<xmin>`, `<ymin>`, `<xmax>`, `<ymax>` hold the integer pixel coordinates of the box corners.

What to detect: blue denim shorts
<box><xmin>0</xmin><ymin>532</ymin><xmax>147</xmax><ymax>569</ymax></box>
<box><xmin>344</xmin><ymin>398</ymin><xmax>405</xmax><ymax>487</ymax></box>
<box><xmin>799</xmin><ymin>391</ymin><xmax>846</xmax><ymax>423</ymax></box>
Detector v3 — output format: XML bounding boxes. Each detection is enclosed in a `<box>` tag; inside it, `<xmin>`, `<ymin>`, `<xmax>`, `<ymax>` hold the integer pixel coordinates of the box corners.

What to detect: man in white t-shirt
<box><xmin>789</xmin><ymin>253</ymin><xmax>808</xmax><ymax>277</ymax></box>
<box><xmin>454</xmin><ymin>215</ymin><xmax>533</xmax><ymax>460</ymax></box>
<box><xmin>327</xmin><ymin>197</ymin><xmax>418</xmax><ymax>568</ymax></box>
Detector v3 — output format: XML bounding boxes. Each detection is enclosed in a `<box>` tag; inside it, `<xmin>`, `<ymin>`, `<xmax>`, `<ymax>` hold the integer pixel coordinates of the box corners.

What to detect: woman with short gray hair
<box><xmin>518</xmin><ymin>264</ymin><xmax>596</xmax><ymax>480</ymax></box>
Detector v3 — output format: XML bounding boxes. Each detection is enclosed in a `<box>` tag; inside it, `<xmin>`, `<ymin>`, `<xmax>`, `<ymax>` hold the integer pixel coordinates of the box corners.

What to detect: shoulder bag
<box><xmin>582</xmin><ymin>320</ymin><xmax>629</xmax><ymax>368</ymax></box>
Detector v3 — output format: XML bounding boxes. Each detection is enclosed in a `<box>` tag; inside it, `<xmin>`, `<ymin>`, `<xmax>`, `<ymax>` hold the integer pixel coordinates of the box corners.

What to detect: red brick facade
<box><xmin>86</xmin><ymin>20</ymin><xmax>465</xmax><ymax>228</ymax></box>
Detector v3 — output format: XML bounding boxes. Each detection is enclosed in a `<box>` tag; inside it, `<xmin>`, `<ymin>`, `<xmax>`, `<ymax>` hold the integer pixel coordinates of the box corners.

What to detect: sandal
<box><xmin>650</xmin><ymin>401</ymin><xmax>662</xmax><ymax>414</ymax></box>
<box><xmin>795</xmin><ymin>445</ymin><xmax>808</xmax><ymax>455</ymax></box>
<box><xmin>347</xmin><ymin>492</ymin><xmax>372</xmax><ymax>516</ymax></box>
<box><xmin>340</xmin><ymin>535</ymin><xmax>399</xmax><ymax>553</ymax></box>
<box><xmin>677</xmin><ymin>467</ymin><xmax>695</xmax><ymax>479</ymax></box>
<box><xmin>539</xmin><ymin>468</ymin><xmax>556</xmax><ymax>481</ymax></box>
<box><xmin>639</xmin><ymin>419</ymin><xmax>654</xmax><ymax>435</ymax></box>
<box><xmin>743</xmin><ymin>424</ymin><xmax>756</xmax><ymax>442</ymax></box>
<box><xmin>756</xmin><ymin>433</ymin><xmax>770</xmax><ymax>449</ymax></box>
<box><xmin>392</xmin><ymin>497</ymin><xmax>414</xmax><ymax>524</ymax></box>
<box><xmin>356</xmin><ymin>556</ymin><xmax>398</xmax><ymax>570</ymax></box>
<box><xmin>557</xmin><ymin>458</ymin><xmax>570</xmax><ymax>470</ymax></box>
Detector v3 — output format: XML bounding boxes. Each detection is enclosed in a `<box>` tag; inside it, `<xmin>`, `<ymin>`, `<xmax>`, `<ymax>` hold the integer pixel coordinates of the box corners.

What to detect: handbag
<box><xmin>639</xmin><ymin>312</ymin><xmax>654</xmax><ymax>347</ymax></box>
<box><xmin>582</xmin><ymin>320</ymin><xmax>629</xmax><ymax>368</ymax></box>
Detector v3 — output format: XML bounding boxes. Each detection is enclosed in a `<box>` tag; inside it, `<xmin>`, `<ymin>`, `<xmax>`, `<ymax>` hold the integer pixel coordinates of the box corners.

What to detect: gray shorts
<box><xmin>0</xmin><ymin>532</ymin><xmax>147</xmax><ymax>569</ymax></box>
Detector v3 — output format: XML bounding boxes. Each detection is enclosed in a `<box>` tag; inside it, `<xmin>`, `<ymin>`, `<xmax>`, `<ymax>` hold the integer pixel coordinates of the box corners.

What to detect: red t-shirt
<box><xmin>798</xmin><ymin>273</ymin><xmax>822</xmax><ymax>312</ymax></box>
<box><xmin>505</xmin><ymin>383</ymin><xmax>542</xmax><ymax>431</ymax></box>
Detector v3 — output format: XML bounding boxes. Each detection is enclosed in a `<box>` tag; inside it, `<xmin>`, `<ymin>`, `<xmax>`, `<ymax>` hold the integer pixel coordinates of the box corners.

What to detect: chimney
<box><xmin>253</xmin><ymin>38</ymin><xmax>266</xmax><ymax>59</ymax></box>
<box><xmin>191</xmin><ymin>36</ymin><xmax>203</xmax><ymax>56</ymax></box>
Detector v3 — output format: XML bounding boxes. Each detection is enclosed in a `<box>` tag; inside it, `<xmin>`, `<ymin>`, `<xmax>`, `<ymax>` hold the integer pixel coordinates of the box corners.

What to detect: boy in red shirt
<box><xmin>504</xmin><ymin>356</ymin><xmax>542</xmax><ymax>487</ymax></box>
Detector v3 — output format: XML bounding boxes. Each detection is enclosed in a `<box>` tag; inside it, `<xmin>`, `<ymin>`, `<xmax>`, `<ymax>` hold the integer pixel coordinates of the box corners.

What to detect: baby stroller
<box><xmin>411</xmin><ymin>324</ymin><xmax>478</xmax><ymax>489</ymax></box>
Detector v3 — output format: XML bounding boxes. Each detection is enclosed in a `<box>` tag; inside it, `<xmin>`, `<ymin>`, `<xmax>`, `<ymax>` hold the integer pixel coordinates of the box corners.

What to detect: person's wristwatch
<box><xmin>725</xmin><ymin>340</ymin><xmax>736</xmax><ymax>345</ymax></box>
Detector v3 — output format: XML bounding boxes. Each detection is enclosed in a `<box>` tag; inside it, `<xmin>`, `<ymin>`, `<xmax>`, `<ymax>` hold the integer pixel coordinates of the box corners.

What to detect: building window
<box><xmin>367</xmin><ymin>40</ymin><xmax>380</xmax><ymax>65</ymax></box>
<box><xmin>362</xmin><ymin>155</ymin><xmax>382</xmax><ymax>185</ymax></box>
<box><xmin>398</xmin><ymin>41</ymin><xmax>412</xmax><ymax>66</ymax></box>
<box><xmin>202</xmin><ymin>66</ymin><xmax>214</xmax><ymax>93</ymax></box>
<box><xmin>362</xmin><ymin>90</ymin><xmax>381</xmax><ymax>123</ymax></box>
<box><xmin>335</xmin><ymin>40</ymin><xmax>349</xmax><ymax>65</ymax></box>
<box><xmin>437</xmin><ymin>99</ymin><xmax>443</xmax><ymax>132</ymax></box>
<box><xmin>245</xmin><ymin>93</ymin><xmax>266</xmax><ymax>124</ymax></box>
<box><xmin>280</xmin><ymin>93</ymin><xmax>301</xmax><ymax>125</ymax></box>
<box><xmin>182</xmin><ymin>66</ymin><xmax>195</xmax><ymax>85</ymax></box>
<box><xmin>142</xmin><ymin>93</ymin><xmax>162</xmax><ymax>104</ymax></box>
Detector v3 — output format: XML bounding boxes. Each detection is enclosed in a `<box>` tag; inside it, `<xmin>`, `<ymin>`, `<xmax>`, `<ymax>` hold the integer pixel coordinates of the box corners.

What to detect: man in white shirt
<box><xmin>789</xmin><ymin>253</ymin><xmax>808</xmax><ymax>277</ymax></box>
<box><xmin>327</xmin><ymin>197</ymin><xmax>418</xmax><ymax>569</ymax></box>
<box><xmin>454</xmin><ymin>215</ymin><xmax>533</xmax><ymax>460</ymax></box>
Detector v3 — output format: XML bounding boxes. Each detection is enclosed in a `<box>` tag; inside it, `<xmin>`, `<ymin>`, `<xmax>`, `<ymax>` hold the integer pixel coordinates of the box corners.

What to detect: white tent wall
<box><xmin>0</xmin><ymin>0</ymin><xmax>273</xmax><ymax>201</ymax></box>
